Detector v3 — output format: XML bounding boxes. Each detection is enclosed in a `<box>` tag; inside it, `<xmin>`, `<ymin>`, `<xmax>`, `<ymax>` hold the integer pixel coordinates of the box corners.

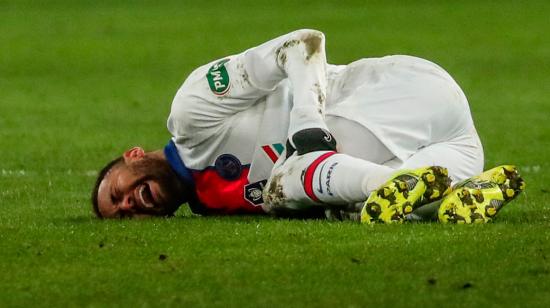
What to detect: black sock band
<box><xmin>289</xmin><ymin>128</ymin><xmax>337</xmax><ymax>156</ymax></box>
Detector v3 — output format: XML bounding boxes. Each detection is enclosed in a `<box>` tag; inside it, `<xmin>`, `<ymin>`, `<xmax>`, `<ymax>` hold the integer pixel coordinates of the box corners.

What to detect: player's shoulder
<box><xmin>169</xmin><ymin>56</ymin><xmax>234</xmax><ymax>108</ymax></box>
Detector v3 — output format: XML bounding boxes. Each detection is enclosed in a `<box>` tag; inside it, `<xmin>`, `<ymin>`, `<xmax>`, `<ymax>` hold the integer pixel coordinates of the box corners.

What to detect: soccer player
<box><xmin>92</xmin><ymin>29</ymin><xmax>524</xmax><ymax>222</ymax></box>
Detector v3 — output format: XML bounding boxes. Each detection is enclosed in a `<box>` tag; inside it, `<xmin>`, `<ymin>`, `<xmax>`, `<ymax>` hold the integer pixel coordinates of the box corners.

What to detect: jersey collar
<box><xmin>164</xmin><ymin>140</ymin><xmax>195</xmax><ymax>187</ymax></box>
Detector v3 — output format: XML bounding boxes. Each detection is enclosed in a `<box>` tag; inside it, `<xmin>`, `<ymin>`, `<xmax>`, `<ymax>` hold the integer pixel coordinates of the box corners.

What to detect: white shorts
<box><xmin>328</xmin><ymin>117</ymin><xmax>484</xmax><ymax>184</ymax></box>
<box><xmin>325</xmin><ymin>55</ymin><xmax>479</xmax><ymax>164</ymax></box>
<box><xmin>325</xmin><ymin>55</ymin><xmax>484</xmax><ymax>182</ymax></box>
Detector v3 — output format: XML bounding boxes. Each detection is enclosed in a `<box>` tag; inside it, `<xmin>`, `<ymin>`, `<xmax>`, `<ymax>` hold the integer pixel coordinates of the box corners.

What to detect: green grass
<box><xmin>1</xmin><ymin>0</ymin><xmax>549</xmax><ymax>306</ymax></box>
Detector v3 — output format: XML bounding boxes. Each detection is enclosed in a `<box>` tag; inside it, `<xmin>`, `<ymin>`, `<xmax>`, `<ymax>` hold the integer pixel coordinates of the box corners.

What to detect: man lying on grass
<box><xmin>92</xmin><ymin>29</ymin><xmax>524</xmax><ymax>223</ymax></box>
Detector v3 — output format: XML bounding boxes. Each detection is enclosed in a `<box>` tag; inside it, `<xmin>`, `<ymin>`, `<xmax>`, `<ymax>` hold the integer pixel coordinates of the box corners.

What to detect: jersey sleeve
<box><xmin>168</xmin><ymin>29</ymin><xmax>330</xmax><ymax>152</ymax></box>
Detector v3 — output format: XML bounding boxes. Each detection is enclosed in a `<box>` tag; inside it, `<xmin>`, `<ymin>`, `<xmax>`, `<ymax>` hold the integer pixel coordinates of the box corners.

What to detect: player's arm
<box><xmin>241</xmin><ymin>29</ymin><xmax>331</xmax><ymax>142</ymax></box>
<box><xmin>169</xmin><ymin>29</ymin><xmax>335</xmax><ymax>155</ymax></box>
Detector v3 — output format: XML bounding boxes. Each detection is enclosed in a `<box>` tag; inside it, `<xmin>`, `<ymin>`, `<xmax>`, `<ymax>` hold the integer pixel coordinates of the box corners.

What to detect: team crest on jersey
<box><xmin>207</xmin><ymin>58</ymin><xmax>231</xmax><ymax>95</ymax></box>
<box><xmin>244</xmin><ymin>180</ymin><xmax>267</xmax><ymax>206</ymax></box>
<box><xmin>214</xmin><ymin>154</ymin><xmax>242</xmax><ymax>180</ymax></box>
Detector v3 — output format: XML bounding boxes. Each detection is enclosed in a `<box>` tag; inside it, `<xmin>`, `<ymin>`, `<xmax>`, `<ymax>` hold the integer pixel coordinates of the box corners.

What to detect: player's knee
<box><xmin>277</xmin><ymin>30</ymin><xmax>325</xmax><ymax>67</ymax></box>
<box><xmin>295</xmin><ymin>29</ymin><xmax>324</xmax><ymax>55</ymax></box>
<box><xmin>292</xmin><ymin>29</ymin><xmax>325</xmax><ymax>40</ymax></box>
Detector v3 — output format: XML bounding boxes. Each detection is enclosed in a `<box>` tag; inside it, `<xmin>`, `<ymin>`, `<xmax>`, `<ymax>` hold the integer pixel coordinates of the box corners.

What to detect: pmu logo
<box><xmin>207</xmin><ymin>58</ymin><xmax>231</xmax><ymax>95</ymax></box>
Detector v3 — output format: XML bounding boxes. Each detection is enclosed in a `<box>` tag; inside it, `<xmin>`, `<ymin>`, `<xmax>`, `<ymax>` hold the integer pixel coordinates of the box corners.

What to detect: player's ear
<box><xmin>123</xmin><ymin>147</ymin><xmax>145</xmax><ymax>164</ymax></box>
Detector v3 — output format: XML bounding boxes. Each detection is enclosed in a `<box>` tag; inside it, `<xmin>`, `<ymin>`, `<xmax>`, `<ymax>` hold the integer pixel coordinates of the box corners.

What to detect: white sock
<box><xmin>309</xmin><ymin>153</ymin><xmax>396</xmax><ymax>204</ymax></box>
<box><xmin>264</xmin><ymin>151</ymin><xmax>396</xmax><ymax>213</ymax></box>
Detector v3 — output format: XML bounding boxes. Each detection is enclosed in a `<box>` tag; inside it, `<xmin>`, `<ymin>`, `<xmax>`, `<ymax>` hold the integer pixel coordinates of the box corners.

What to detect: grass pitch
<box><xmin>1</xmin><ymin>0</ymin><xmax>549</xmax><ymax>307</ymax></box>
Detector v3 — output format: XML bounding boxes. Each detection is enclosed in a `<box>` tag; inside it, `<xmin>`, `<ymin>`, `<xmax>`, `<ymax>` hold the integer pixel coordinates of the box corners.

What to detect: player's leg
<box><xmin>264</xmin><ymin>118</ymin><xmax>401</xmax><ymax>212</ymax></box>
<box><xmin>262</xmin><ymin>150</ymin><xmax>396</xmax><ymax>214</ymax></box>
<box><xmin>276</xmin><ymin>31</ymin><xmax>344</xmax><ymax>160</ymax></box>
<box><xmin>395</xmin><ymin>131</ymin><xmax>484</xmax><ymax>221</ymax></box>
<box><xmin>399</xmin><ymin>129</ymin><xmax>484</xmax><ymax>184</ymax></box>
<box><xmin>262</xmin><ymin>146</ymin><xmax>451</xmax><ymax>224</ymax></box>
<box><xmin>327</xmin><ymin>119</ymin><xmax>454</xmax><ymax>223</ymax></box>
<box><xmin>397</xmin><ymin>132</ymin><xmax>525</xmax><ymax>223</ymax></box>
<box><xmin>277</xmin><ymin>30</ymin><xmax>332</xmax><ymax>142</ymax></box>
<box><xmin>326</xmin><ymin>116</ymin><xmax>395</xmax><ymax>164</ymax></box>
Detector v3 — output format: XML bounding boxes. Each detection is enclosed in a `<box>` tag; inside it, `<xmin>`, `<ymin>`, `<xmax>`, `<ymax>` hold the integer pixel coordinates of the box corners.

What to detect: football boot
<box><xmin>438</xmin><ymin>165</ymin><xmax>525</xmax><ymax>224</ymax></box>
<box><xmin>361</xmin><ymin>166</ymin><xmax>451</xmax><ymax>224</ymax></box>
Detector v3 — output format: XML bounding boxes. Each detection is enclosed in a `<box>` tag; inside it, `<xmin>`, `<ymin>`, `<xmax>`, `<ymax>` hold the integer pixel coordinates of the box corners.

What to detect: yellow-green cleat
<box><xmin>438</xmin><ymin>165</ymin><xmax>525</xmax><ymax>224</ymax></box>
<box><xmin>360</xmin><ymin>166</ymin><xmax>451</xmax><ymax>224</ymax></box>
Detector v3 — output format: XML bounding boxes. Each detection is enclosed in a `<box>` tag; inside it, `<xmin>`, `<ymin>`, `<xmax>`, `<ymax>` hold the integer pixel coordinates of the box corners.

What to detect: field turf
<box><xmin>1</xmin><ymin>0</ymin><xmax>549</xmax><ymax>306</ymax></box>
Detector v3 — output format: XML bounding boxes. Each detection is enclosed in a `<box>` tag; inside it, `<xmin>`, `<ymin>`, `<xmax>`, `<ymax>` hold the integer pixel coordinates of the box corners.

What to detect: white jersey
<box><xmin>166</xmin><ymin>30</ymin><xmax>479</xmax><ymax>213</ymax></box>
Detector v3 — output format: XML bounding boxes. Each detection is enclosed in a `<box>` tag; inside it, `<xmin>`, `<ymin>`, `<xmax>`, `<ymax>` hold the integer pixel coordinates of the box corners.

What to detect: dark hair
<box><xmin>91</xmin><ymin>156</ymin><xmax>123</xmax><ymax>218</ymax></box>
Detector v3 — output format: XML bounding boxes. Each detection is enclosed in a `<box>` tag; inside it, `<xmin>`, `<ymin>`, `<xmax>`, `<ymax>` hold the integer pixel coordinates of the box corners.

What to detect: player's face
<box><xmin>96</xmin><ymin>147</ymin><xmax>185</xmax><ymax>218</ymax></box>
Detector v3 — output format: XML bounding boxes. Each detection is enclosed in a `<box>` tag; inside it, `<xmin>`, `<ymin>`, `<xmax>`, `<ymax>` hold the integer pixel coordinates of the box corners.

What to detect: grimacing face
<box><xmin>96</xmin><ymin>147</ymin><xmax>186</xmax><ymax>218</ymax></box>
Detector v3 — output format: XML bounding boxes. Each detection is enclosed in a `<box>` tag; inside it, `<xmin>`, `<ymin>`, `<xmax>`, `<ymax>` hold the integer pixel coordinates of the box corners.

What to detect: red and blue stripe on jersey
<box><xmin>164</xmin><ymin>140</ymin><xmax>264</xmax><ymax>215</ymax></box>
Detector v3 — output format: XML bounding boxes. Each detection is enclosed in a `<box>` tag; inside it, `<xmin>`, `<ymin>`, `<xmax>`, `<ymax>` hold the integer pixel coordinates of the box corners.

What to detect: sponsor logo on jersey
<box><xmin>207</xmin><ymin>58</ymin><xmax>231</xmax><ymax>95</ymax></box>
<box><xmin>244</xmin><ymin>180</ymin><xmax>267</xmax><ymax>206</ymax></box>
<box><xmin>261</xmin><ymin>143</ymin><xmax>285</xmax><ymax>163</ymax></box>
